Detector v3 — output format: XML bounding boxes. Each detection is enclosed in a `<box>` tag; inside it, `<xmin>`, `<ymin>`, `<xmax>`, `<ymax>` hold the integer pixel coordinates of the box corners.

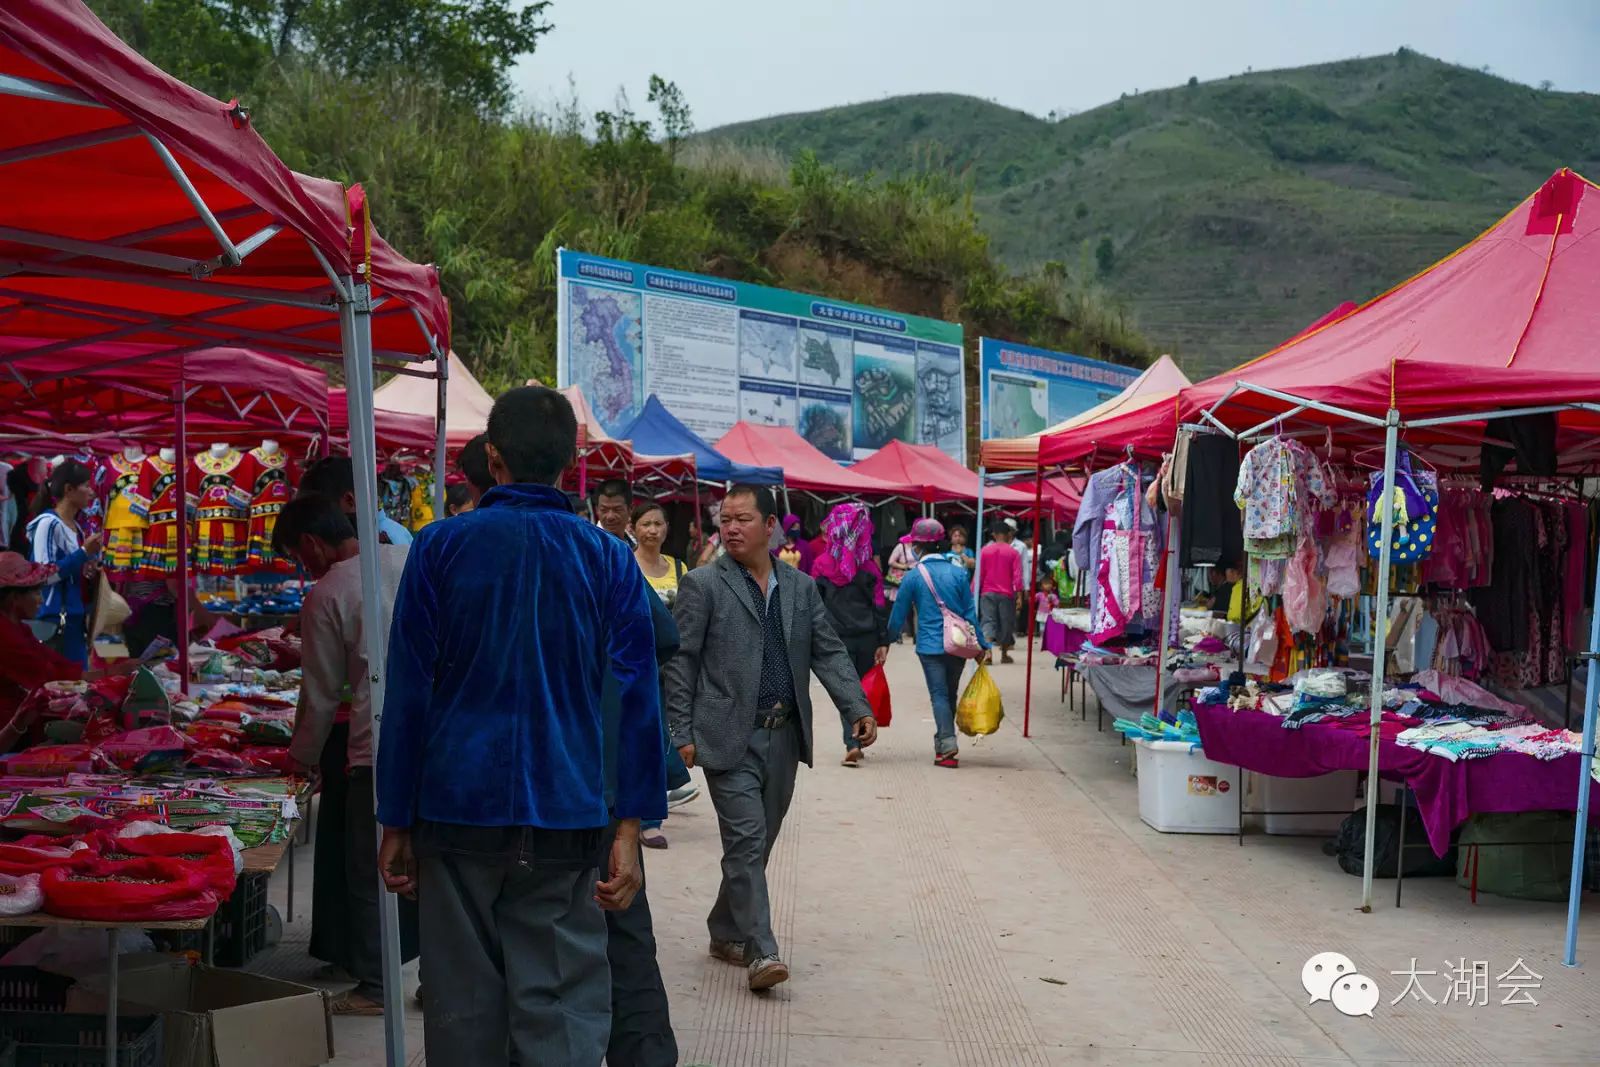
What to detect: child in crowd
<box><xmin>1034</xmin><ymin>574</ymin><xmax>1060</xmax><ymax>648</ymax></box>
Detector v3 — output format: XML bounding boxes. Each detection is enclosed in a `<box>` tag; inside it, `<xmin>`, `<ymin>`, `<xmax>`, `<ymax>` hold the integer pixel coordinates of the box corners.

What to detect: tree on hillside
<box><xmin>648</xmin><ymin>75</ymin><xmax>693</xmax><ymax>160</ymax></box>
<box><xmin>89</xmin><ymin>0</ymin><xmax>550</xmax><ymax>112</ymax></box>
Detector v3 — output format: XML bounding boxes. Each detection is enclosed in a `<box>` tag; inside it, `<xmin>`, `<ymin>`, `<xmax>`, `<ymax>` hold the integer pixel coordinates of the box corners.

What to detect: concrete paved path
<box><xmin>255</xmin><ymin>647</ymin><xmax>1599</xmax><ymax>1064</ymax></box>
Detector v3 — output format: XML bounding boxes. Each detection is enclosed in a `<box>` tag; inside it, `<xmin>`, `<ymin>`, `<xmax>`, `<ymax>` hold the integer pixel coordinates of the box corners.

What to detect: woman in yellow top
<box><xmin>631</xmin><ymin>501</ymin><xmax>684</xmax><ymax>607</ymax></box>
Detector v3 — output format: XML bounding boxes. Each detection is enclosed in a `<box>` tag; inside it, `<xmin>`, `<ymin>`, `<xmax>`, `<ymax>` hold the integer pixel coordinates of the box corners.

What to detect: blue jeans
<box><xmin>918</xmin><ymin>653</ymin><xmax>965</xmax><ymax>756</ymax></box>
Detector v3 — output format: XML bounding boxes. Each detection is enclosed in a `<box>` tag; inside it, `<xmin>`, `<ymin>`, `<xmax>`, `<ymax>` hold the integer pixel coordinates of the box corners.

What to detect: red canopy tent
<box><xmin>850</xmin><ymin>439</ymin><xmax>1035</xmax><ymax>507</ymax></box>
<box><xmin>1186</xmin><ymin>171</ymin><xmax>1600</xmax><ymax>454</ymax></box>
<box><xmin>715</xmin><ymin>422</ymin><xmax>912</xmax><ymax>499</ymax></box>
<box><xmin>329</xmin><ymin>388</ymin><xmax>438</xmax><ymax>456</ymax></box>
<box><xmin>983</xmin><ymin>354</ymin><xmax>1192</xmax><ymax>471</ymax></box>
<box><xmin>0</xmin><ymin>4</ymin><xmax>449</xmax><ymax>1046</ymax></box>
<box><xmin>559</xmin><ymin>385</ymin><xmax>697</xmax><ymax>493</ymax></box>
<box><xmin>0</xmin><ymin>341</ymin><xmax>328</xmax><ymax>443</ymax></box>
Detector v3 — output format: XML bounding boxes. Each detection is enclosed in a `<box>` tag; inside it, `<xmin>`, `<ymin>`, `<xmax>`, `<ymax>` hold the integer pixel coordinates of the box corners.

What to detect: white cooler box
<box><xmin>1256</xmin><ymin>770</ymin><xmax>1358</xmax><ymax>835</ymax></box>
<box><xmin>1132</xmin><ymin>737</ymin><xmax>1241</xmax><ymax>834</ymax></box>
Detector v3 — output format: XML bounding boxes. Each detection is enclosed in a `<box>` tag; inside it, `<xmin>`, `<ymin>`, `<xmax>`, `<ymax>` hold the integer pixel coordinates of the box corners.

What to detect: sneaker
<box><xmin>934</xmin><ymin>754</ymin><xmax>959</xmax><ymax>769</ymax></box>
<box><xmin>709</xmin><ymin>939</ymin><xmax>746</xmax><ymax>965</ymax></box>
<box><xmin>641</xmin><ymin>827</ymin><xmax>668</xmax><ymax>849</ymax></box>
<box><xmin>748</xmin><ymin>955</ymin><xmax>790</xmax><ymax>991</ymax></box>
<box><xmin>666</xmin><ymin>784</ymin><xmax>701</xmax><ymax>809</ymax></box>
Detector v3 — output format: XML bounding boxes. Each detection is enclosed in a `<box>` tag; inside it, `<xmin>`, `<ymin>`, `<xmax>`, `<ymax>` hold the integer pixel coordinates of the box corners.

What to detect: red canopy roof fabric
<box><xmin>981</xmin><ymin>355</ymin><xmax>1191</xmax><ymax>470</ymax></box>
<box><xmin>851</xmin><ymin>440</ymin><xmax>1035</xmax><ymax>505</ymax></box>
<box><xmin>714</xmin><ymin>423</ymin><xmax>912</xmax><ymax>497</ymax></box>
<box><xmin>1035</xmin><ymin>305</ymin><xmax>1377</xmax><ymax>467</ymax></box>
<box><xmin>0</xmin><ymin>1</ymin><xmax>447</xmax><ymax>370</ymax></box>
<box><xmin>329</xmin><ymin>389</ymin><xmax>439</xmax><ymax>455</ymax></box>
<box><xmin>1180</xmin><ymin>170</ymin><xmax>1600</xmax><ymax>458</ymax></box>
<box><xmin>997</xmin><ymin>476</ymin><xmax>1083</xmax><ymax>522</ymax></box>
<box><xmin>0</xmin><ymin>342</ymin><xmax>328</xmax><ymax>444</ymax></box>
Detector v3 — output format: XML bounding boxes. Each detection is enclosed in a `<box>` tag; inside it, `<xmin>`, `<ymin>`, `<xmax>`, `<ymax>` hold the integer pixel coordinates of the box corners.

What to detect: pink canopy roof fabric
<box><xmin>0</xmin><ymin>1</ymin><xmax>447</xmax><ymax>368</ymax></box>
<box><xmin>1179</xmin><ymin>169</ymin><xmax>1600</xmax><ymax>454</ymax></box>
<box><xmin>851</xmin><ymin>440</ymin><xmax>1035</xmax><ymax>505</ymax></box>
<box><xmin>715</xmin><ymin>423</ymin><xmax>913</xmax><ymax>497</ymax></box>
<box><xmin>375</xmin><ymin>352</ymin><xmax>491</xmax><ymax>448</ymax></box>
<box><xmin>329</xmin><ymin>389</ymin><xmax>438</xmax><ymax>455</ymax></box>
<box><xmin>981</xmin><ymin>354</ymin><xmax>1191</xmax><ymax>470</ymax></box>
<box><xmin>0</xmin><ymin>342</ymin><xmax>328</xmax><ymax>443</ymax></box>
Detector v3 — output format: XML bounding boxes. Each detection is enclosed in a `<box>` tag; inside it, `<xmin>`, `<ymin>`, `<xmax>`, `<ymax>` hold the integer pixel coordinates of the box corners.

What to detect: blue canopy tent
<box><xmin>619</xmin><ymin>394</ymin><xmax>785</xmax><ymax>486</ymax></box>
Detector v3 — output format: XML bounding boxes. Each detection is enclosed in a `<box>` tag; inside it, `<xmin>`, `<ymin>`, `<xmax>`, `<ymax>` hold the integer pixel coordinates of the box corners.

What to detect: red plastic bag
<box><xmin>861</xmin><ymin>664</ymin><xmax>892</xmax><ymax>728</ymax></box>
<box><xmin>96</xmin><ymin>832</ymin><xmax>237</xmax><ymax>898</ymax></box>
<box><xmin>0</xmin><ymin>839</ymin><xmax>93</xmax><ymax>877</ymax></box>
<box><xmin>41</xmin><ymin>856</ymin><xmax>218</xmax><ymax>921</ymax></box>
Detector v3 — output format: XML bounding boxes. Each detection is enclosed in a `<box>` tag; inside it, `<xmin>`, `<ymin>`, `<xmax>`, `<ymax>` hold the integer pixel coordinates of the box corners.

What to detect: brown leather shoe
<box><xmin>748</xmin><ymin>955</ymin><xmax>790</xmax><ymax>991</ymax></box>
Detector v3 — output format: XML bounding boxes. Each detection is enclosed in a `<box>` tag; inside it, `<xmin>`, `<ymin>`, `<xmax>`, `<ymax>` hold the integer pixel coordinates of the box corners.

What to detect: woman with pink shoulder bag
<box><xmin>884</xmin><ymin>518</ymin><xmax>989</xmax><ymax>768</ymax></box>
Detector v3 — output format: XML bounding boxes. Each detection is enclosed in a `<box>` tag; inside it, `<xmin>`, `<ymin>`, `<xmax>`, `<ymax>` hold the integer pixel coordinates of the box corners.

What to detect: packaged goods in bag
<box><xmin>861</xmin><ymin>664</ymin><xmax>892</xmax><ymax>727</ymax></box>
<box><xmin>956</xmin><ymin>664</ymin><xmax>1004</xmax><ymax>737</ymax></box>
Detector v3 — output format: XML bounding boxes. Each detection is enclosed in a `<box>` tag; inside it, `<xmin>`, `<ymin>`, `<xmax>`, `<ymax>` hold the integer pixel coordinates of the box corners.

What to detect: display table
<box><xmin>0</xmin><ymin>913</ymin><xmax>214</xmax><ymax>1067</ymax></box>
<box><xmin>0</xmin><ymin>831</ymin><xmax>296</xmax><ymax>1067</ymax></box>
<box><xmin>1192</xmin><ymin>703</ymin><xmax>1600</xmax><ymax>856</ymax></box>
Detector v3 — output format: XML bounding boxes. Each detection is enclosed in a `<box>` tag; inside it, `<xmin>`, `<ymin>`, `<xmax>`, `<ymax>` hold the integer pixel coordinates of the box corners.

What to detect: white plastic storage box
<box><xmin>1258</xmin><ymin>770</ymin><xmax>1358</xmax><ymax>835</ymax></box>
<box><xmin>1132</xmin><ymin>737</ymin><xmax>1241</xmax><ymax>834</ymax></box>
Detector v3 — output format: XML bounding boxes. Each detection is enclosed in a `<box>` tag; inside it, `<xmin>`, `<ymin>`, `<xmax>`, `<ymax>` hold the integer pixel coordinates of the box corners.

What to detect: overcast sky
<box><xmin>514</xmin><ymin>0</ymin><xmax>1600</xmax><ymax>130</ymax></box>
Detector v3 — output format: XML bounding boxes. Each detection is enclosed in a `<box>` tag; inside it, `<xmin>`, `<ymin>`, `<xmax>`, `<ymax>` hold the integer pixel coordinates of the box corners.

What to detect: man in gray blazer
<box><xmin>665</xmin><ymin>484</ymin><xmax>878</xmax><ymax>992</ymax></box>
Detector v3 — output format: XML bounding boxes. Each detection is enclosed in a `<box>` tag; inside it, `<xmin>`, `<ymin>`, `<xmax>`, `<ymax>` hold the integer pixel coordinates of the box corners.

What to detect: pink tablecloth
<box><xmin>1193</xmin><ymin>704</ymin><xmax>1599</xmax><ymax>857</ymax></box>
<box><xmin>1043</xmin><ymin>619</ymin><xmax>1087</xmax><ymax>657</ymax></box>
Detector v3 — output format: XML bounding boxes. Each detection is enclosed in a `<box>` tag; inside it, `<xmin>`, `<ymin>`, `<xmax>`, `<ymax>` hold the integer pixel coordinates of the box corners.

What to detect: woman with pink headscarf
<box><xmin>810</xmin><ymin>503</ymin><xmax>892</xmax><ymax>766</ymax></box>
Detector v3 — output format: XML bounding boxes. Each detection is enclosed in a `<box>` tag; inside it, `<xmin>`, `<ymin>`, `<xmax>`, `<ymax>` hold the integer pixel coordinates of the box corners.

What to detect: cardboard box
<box><xmin>65</xmin><ymin>960</ymin><xmax>332</xmax><ymax>1067</ymax></box>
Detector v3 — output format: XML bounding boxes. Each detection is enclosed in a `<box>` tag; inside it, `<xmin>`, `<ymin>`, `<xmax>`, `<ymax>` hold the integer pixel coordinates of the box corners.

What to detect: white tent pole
<box><xmin>433</xmin><ymin>356</ymin><xmax>448</xmax><ymax>519</ymax></box>
<box><xmin>339</xmin><ymin>279</ymin><xmax>406</xmax><ymax>1065</ymax></box>
<box><xmin>1360</xmin><ymin>409</ymin><xmax>1400</xmax><ymax>911</ymax></box>
<box><xmin>1562</xmin><ymin>534</ymin><xmax>1600</xmax><ymax>965</ymax></box>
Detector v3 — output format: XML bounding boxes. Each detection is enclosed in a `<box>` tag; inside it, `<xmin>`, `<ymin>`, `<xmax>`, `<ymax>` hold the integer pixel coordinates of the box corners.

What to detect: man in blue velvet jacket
<box><xmin>375</xmin><ymin>385</ymin><xmax>667</xmax><ymax>1067</ymax></box>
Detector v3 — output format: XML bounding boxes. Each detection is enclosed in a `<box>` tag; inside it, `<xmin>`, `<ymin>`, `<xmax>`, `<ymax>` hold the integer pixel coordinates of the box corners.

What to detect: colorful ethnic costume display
<box><xmin>101</xmin><ymin>452</ymin><xmax>149</xmax><ymax>572</ymax></box>
<box><xmin>189</xmin><ymin>448</ymin><xmax>250</xmax><ymax>575</ymax></box>
<box><xmin>135</xmin><ymin>454</ymin><xmax>181</xmax><ymax>577</ymax></box>
<box><xmin>244</xmin><ymin>445</ymin><xmax>297</xmax><ymax>572</ymax></box>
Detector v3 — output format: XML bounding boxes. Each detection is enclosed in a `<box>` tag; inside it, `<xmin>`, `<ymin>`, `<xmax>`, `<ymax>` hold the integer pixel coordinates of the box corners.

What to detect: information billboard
<box><xmin>557</xmin><ymin>250</ymin><xmax>966</xmax><ymax>462</ymax></box>
<box><xmin>978</xmin><ymin>338</ymin><xmax>1140</xmax><ymax>440</ymax></box>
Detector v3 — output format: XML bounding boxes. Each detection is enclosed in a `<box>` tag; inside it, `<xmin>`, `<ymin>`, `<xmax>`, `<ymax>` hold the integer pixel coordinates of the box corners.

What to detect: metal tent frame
<box><xmin>0</xmin><ymin>65</ymin><xmax>449</xmax><ymax>1067</ymax></box>
<box><xmin>1201</xmin><ymin>379</ymin><xmax>1600</xmax><ymax>966</ymax></box>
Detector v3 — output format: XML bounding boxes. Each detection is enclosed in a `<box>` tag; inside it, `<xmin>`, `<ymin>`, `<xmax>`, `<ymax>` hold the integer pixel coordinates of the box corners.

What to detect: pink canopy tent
<box><xmin>851</xmin><ymin>439</ymin><xmax>1035</xmax><ymax>506</ymax></box>
<box><xmin>982</xmin><ymin>354</ymin><xmax>1191</xmax><ymax>471</ymax></box>
<box><xmin>715</xmin><ymin>422</ymin><xmax>912</xmax><ymax>498</ymax></box>
<box><xmin>329</xmin><ymin>388</ymin><xmax>438</xmax><ymax>455</ymax></box>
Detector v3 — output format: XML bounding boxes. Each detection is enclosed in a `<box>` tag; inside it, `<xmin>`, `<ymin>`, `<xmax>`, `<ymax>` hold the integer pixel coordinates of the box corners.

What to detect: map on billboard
<box><xmin>558</xmin><ymin>250</ymin><xmax>967</xmax><ymax>462</ymax></box>
<box><xmin>978</xmin><ymin>338</ymin><xmax>1140</xmax><ymax>440</ymax></box>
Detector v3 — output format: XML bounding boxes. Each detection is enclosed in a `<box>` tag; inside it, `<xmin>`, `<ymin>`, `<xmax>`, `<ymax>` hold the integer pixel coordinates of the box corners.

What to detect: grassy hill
<box><xmin>705</xmin><ymin>50</ymin><xmax>1600</xmax><ymax>373</ymax></box>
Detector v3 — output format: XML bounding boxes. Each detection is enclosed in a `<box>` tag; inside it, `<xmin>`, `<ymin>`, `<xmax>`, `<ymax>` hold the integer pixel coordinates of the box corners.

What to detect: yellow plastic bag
<box><xmin>956</xmin><ymin>663</ymin><xmax>1004</xmax><ymax>737</ymax></box>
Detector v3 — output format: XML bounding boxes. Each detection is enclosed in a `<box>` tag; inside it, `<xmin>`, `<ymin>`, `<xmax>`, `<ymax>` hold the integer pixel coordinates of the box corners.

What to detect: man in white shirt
<box><xmin>275</xmin><ymin>491</ymin><xmax>417</xmax><ymax>1016</ymax></box>
<box><xmin>1005</xmin><ymin>518</ymin><xmax>1034</xmax><ymax>589</ymax></box>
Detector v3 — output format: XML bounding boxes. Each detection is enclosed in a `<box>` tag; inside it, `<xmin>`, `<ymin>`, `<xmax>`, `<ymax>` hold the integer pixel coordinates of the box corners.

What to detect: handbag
<box><xmin>918</xmin><ymin>564</ymin><xmax>983</xmax><ymax>659</ymax></box>
<box><xmin>1366</xmin><ymin>452</ymin><xmax>1438</xmax><ymax>563</ymax></box>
